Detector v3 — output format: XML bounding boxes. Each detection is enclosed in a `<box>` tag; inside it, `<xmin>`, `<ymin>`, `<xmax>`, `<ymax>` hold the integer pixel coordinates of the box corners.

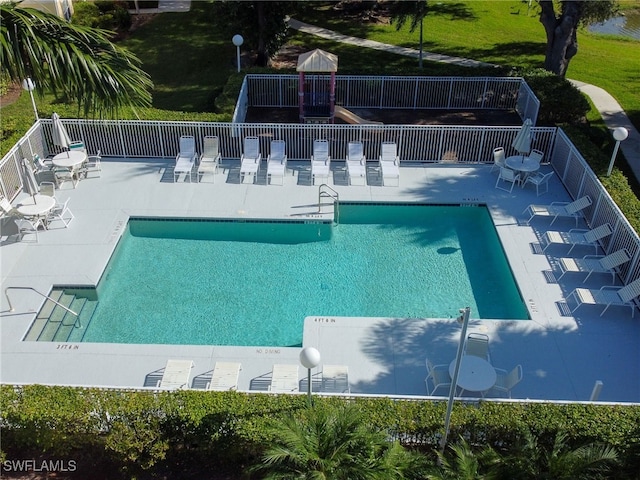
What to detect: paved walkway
<box><xmin>288</xmin><ymin>18</ymin><xmax>640</xmax><ymax>184</ymax></box>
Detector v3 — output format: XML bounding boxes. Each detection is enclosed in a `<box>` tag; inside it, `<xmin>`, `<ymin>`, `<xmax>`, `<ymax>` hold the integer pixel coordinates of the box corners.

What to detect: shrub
<box><xmin>72</xmin><ymin>0</ymin><xmax>131</xmax><ymax>32</ymax></box>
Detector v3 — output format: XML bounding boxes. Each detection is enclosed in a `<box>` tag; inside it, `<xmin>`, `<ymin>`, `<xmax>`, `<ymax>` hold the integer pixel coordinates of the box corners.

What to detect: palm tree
<box><xmin>249</xmin><ymin>403</ymin><xmax>426</xmax><ymax>479</ymax></box>
<box><xmin>389</xmin><ymin>1</ymin><xmax>429</xmax><ymax>69</ymax></box>
<box><xmin>429</xmin><ymin>437</ymin><xmax>500</xmax><ymax>480</ymax></box>
<box><xmin>1</xmin><ymin>3</ymin><xmax>152</xmax><ymax>116</ymax></box>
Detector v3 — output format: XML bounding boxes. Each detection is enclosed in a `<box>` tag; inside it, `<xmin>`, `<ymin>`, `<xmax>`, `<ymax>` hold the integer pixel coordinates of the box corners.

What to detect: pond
<box><xmin>588</xmin><ymin>11</ymin><xmax>640</xmax><ymax>40</ymax></box>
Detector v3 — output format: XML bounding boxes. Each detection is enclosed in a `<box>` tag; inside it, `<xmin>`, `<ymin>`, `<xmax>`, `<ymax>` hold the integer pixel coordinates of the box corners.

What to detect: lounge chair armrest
<box><xmin>567</xmin><ymin>228</ymin><xmax>589</xmax><ymax>234</ymax></box>
<box><xmin>600</xmin><ymin>285</ymin><xmax>623</xmax><ymax>291</ymax></box>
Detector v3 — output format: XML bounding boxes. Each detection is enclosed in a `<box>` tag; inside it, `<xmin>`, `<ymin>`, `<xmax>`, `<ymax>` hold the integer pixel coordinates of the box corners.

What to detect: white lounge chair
<box><xmin>524</xmin><ymin>195</ymin><xmax>592</xmax><ymax>226</ymax></box>
<box><xmin>321</xmin><ymin>365</ymin><xmax>350</xmax><ymax>393</ymax></box>
<box><xmin>489</xmin><ymin>146</ymin><xmax>506</xmax><ymax>173</ymax></box>
<box><xmin>541</xmin><ymin>223</ymin><xmax>612</xmax><ymax>254</ymax></box>
<box><xmin>269</xmin><ymin>364</ymin><xmax>299</xmax><ymax>392</ymax></box>
<box><xmin>311</xmin><ymin>139</ymin><xmax>331</xmax><ymax>185</ymax></box>
<box><xmin>465</xmin><ymin>333</ymin><xmax>491</xmax><ymax>362</ymax></box>
<box><xmin>557</xmin><ymin>249</ymin><xmax>630</xmax><ymax>284</ymax></box>
<box><xmin>425</xmin><ymin>358</ymin><xmax>451</xmax><ymax>395</ymax></box>
<box><xmin>174</xmin><ymin>135</ymin><xmax>197</xmax><ymax>182</ymax></box>
<box><xmin>198</xmin><ymin>136</ymin><xmax>221</xmax><ymax>182</ymax></box>
<box><xmin>487</xmin><ymin>365</ymin><xmax>523</xmax><ymax>398</ymax></box>
<box><xmin>568</xmin><ymin>277</ymin><xmax>640</xmax><ymax>318</ymax></box>
<box><xmin>46</xmin><ymin>198</ymin><xmax>74</xmax><ymax>228</ymax></box>
<box><xmin>267</xmin><ymin>139</ymin><xmax>287</xmax><ymax>185</ymax></box>
<box><xmin>378</xmin><ymin>141</ymin><xmax>400</xmax><ymax>186</ymax></box>
<box><xmin>522</xmin><ymin>171</ymin><xmax>553</xmax><ymax>196</ymax></box>
<box><xmin>346</xmin><ymin>141</ymin><xmax>367</xmax><ymax>185</ymax></box>
<box><xmin>495</xmin><ymin>167</ymin><xmax>521</xmax><ymax>193</ymax></box>
<box><xmin>158</xmin><ymin>359</ymin><xmax>193</xmax><ymax>389</ymax></box>
<box><xmin>208</xmin><ymin>361</ymin><xmax>241</xmax><ymax>391</ymax></box>
<box><xmin>240</xmin><ymin>136</ymin><xmax>261</xmax><ymax>184</ymax></box>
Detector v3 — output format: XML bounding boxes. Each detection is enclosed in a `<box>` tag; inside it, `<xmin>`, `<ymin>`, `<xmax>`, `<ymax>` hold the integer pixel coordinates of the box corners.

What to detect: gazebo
<box><xmin>296</xmin><ymin>49</ymin><xmax>338</xmax><ymax>124</ymax></box>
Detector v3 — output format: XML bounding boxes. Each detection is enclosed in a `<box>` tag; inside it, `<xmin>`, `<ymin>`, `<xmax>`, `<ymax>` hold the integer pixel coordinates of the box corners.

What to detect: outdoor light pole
<box><xmin>22</xmin><ymin>78</ymin><xmax>38</xmax><ymax>121</ymax></box>
<box><xmin>606</xmin><ymin>127</ymin><xmax>629</xmax><ymax>177</ymax></box>
<box><xmin>232</xmin><ymin>34</ymin><xmax>244</xmax><ymax>73</ymax></box>
<box><xmin>439</xmin><ymin>307</ymin><xmax>471</xmax><ymax>455</ymax></box>
<box><xmin>300</xmin><ymin>347</ymin><xmax>321</xmax><ymax>406</ymax></box>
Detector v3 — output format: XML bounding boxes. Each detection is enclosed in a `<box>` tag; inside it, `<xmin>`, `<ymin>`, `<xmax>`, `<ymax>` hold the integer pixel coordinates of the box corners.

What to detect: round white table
<box><xmin>52</xmin><ymin>150</ymin><xmax>87</xmax><ymax>171</ymax></box>
<box><xmin>505</xmin><ymin>155</ymin><xmax>540</xmax><ymax>176</ymax></box>
<box><xmin>449</xmin><ymin>356</ymin><xmax>497</xmax><ymax>394</ymax></box>
<box><xmin>17</xmin><ymin>194</ymin><xmax>56</xmax><ymax>227</ymax></box>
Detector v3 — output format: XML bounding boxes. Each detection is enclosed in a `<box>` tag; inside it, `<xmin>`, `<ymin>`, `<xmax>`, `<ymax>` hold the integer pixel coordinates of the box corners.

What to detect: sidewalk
<box><xmin>288</xmin><ymin>18</ymin><xmax>640</xmax><ymax>184</ymax></box>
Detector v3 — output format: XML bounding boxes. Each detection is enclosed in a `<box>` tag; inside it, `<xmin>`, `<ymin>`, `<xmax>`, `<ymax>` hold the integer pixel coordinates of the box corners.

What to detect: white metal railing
<box><xmin>245</xmin><ymin>75</ymin><xmax>539</xmax><ymax>124</ymax></box>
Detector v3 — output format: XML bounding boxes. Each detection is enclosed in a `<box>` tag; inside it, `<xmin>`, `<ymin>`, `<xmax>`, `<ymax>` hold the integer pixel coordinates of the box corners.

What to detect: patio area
<box><xmin>1</xmin><ymin>157</ymin><xmax>639</xmax><ymax>403</ymax></box>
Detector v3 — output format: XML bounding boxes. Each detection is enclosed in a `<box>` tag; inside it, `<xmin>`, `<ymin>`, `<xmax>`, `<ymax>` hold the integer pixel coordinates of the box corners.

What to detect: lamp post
<box><xmin>606</xmin><ymin>127</ymin><xmax>629</xmax><ymax>176</ymax></box>
<box><xmin>299</xmin><ymin>347</ymin><xmax>321</xmax><ymax>406</ymax></box>
<box><xmin>232</xmin><ymin>34</ymin><xmax>244</xmax><ymax>73</ymax></box>
<box><xmin>439</xmin><ymin>307</ymin><xmax>471</xmax><ymax>454</ymax></box>
<box><xmin>21</xmin><ymin>78</ymin><xmax>38</xmax><ymax>121</ymax></box>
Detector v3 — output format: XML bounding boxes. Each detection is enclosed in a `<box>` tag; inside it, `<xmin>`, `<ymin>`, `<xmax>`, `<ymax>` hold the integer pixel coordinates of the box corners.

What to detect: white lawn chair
<box><xmin>46</xmin><ymin>198</ymin><xmax>74</xmax><ymax>229</ymax></box>
<box><xmin>198</xmin><ymin>136</ymin><xmax>221</xmax><ymax>182</ymax></box>
<box><xmin>1</xmin><ymin>197</ymin><xmax>20</xmax><ymax>217</ymax></box>
<box><xmin>465</xmin><ymin>333</ymin><xmax>491</xmax><ymax>362</ymax></box>
<box><xmin>378</xmin><ymin>141</ymin><xmax>400</xmax><ymax>186</ymax></box>
<box><xmin>489</xmin><ymin>146</ymin><xmax>506</xmax><ymax>173</ymax></box>
<box><xmin>568</xmin><ymin>277</ymin><xmax>640</xmax><ymax>318</ymax></box>
<box><xmin>321</xmin><ymin>365</ymin><xmax>350</xmax><ymax>393</ymax></box>
<box><xmin>174</xmin><ymin>135</ymin><xmax>196</xmax><ymax>182</ymax></box>
<box><xmin>53</xmin><ymin>166</ymin><xmax>78</xmax><ymax>189</ymax></box>
<box><xmin>267</xmin><ymin>139</ymin><xmax>287</xmax><ymax>185</ymax></box>
<box><xmin>487</xmin><ymin>365</ymin><xmax>523</xmax><ymax>398</ymax></box>
<box><xmin>524</xmin><ymin>196</ymin><xmax>592</xmax><ymax>226</ymax></box>
<box><xmin>14</xmin><ymin>217</ymin><xmax>41</xmax><ymax>242</ymax></box>
<box><xmin>158</xmin><ymin>359</ymin><xmax>193</xmax><ymax>389</ymax></box>
<box><xmin>541</xmin><ymin>223</ymin><xmax>612</xmax><ymax>254</ymax></box>
<box><xmin>80</xmin><ymin>150</ymin><xmax>102</xmax><ymax>178</ymax></box>
<box><xmin>425</xmin><ymin>358</ymin><xmax>451</xmax><ymax>396</ymax></box>
<box><xmin>557</xmin><ymin>249</ymin><xmax>630</xmax><ymax>284</ymax></box>
<box><xmin>207</xmin><ymin>362</ymin><xmax>241</xmax><ymax>391</ymax></box>
<box><xmin>528</xmin><ymin>148</ymin><xmax>544</xmax><ymax>166</ymax></box>
<box><xmin>269</xmin><ymin>364</ymin><xmax>299</xmax><ymax>392</ymax></box>
<box><xmin>311</xmin><ymin>139</ymin><xmax>331</xmax><ymax>185</ymax></box>
<box><xmin>346</xmin><ymin>141</ymin><xmax>367</xmax><ymax>185</ymax></box>
<box><xmin>240</xmin><ymin>136</ymin><xmax>261</xmax><ymax>184</ymax></box>
<box><xmin>522</xmin><ymin>171</ymin><xmax>553</xmax><ymax>196</ymax></box>
<box><xmin>495</xmin><ymin>167</ymin><xmax>521</xmax><ymax>193</ymax></box>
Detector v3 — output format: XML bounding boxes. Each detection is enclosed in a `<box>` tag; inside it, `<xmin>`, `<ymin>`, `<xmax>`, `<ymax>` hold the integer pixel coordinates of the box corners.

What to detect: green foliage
<box><xmin>521</xmin><ymin>68</ymin><xmax>590</xmax><ymax>126</ymax></box>
<box><xmin>72</xmin><ymin>1</ymin><xmax>131</xmax><ymax>32</ymax></box>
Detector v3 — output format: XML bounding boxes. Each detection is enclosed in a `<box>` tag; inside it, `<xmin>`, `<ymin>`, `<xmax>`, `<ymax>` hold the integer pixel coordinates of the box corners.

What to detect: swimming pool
<box><xmin>60</xmin><ymin>204</ymin><xmax>528</xmax><ymax>346</ymax></box>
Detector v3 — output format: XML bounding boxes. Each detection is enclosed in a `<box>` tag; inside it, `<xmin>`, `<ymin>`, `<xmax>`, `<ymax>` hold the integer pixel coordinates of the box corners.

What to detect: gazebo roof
<box><xmin>296</xmin><ymin>49</ymin><xmax>338</xmax><ymax>72</ymax></box>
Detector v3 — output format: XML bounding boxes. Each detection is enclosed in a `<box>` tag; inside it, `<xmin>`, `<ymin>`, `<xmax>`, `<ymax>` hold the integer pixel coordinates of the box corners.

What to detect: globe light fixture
<box><xmin>232</xmin><ymin>34</ymin><xmax>244</xmax><ymax>73</ymax></box>
<box><xmin>22</xmin><ymin>78</ymin><xmax>39</xmax><ymax>121</ymax></box>
<box><xmin>300</xmin><ymin>346</ymin><xmax>321</xmax><ymax>406</ymax></box>
<box><xmin>606</xmin><ymin>127</ymin><xmax>629</xmax><ymax>176</ymax></box>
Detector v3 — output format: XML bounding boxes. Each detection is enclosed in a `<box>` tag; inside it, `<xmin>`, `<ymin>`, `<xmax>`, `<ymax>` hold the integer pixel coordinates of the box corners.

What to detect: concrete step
<box><xmin>53</xmin><ymin>297</ymin><xmax>87</xmax><ymax>342</ymax></box>
<box><xmin>24</xmin><ymin>289</ymin><xmax>65</xmax><ymax>341</ymax></box>
<box><xmin>67</xmin><ymin>299</ymin><xmax>98</xmax><ymax>343</ymax></box>
<box><xmin>37</xmin><ymin>293</ymin><xmax>75</xmax><ymax>342</ymax></box>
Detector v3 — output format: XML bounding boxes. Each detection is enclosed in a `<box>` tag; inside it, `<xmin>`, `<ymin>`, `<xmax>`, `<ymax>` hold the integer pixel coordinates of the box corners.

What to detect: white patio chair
<box><xmin>346</xmin><ymin>141</ymin><xmax>367</xmax><ymax>185</ymax></box>
<box><xmin>489</xmin><ymin>146</ymin><xmax>506</xmax><ymax>173</ymax></box>
<box><xmin>80</xmin><ymin>150</ymin><xmax>101</xmax><ymax>178</ymax></box>
<box><xmin>267</xmin><ymin>139</ymin><xmax>287</xmax><ymax>186</ymax></box>
<box><xmin>207</xmin><ymin>362</ymin><xmax>241</xmax><ymax>391</ymax></box>
<box><xmin>1</xmin><ymin>197</ymin><xmax>21</xmax><ymax>217</ymax></box>
<box><xmin>568</xmin><ymin>277</ymin><xmax>640</xmax><ymax>318</ymax></box>
<box><xmin>14</xmin><ymin>217</ymin><xmax>41</xmax><ymax>242</ymax></box>
<box><xmin>174</xmin><ymin>135</ymin><xmax>196</xmax><ymax>182</ymax></box>
<box><xmin>32</xmin><ymin>153</ymin><xmax>52</xmax><ymax>173</ymax></box>
<box><xmin>240</xmin><ymin>136</ymin><xmax>261</xmax><ymax>184</ymax></box>
<box><xmin>158</xmin><ymin>359</ymin><xmax>193</xmax><ymax>389</ymax></box>
<box><xmin>198</xmin><ymin>136</ymin><xmax>221</xmax><ymax>182</ymax></box>
<box><xmin>46</xmin><ymin>198</ymin><xmax>74</xmax><ymax>228</ymax></box>
<box><xmin>425</xmin><ymin>358</ymin><xmax>452</xmax><ymax>395</ymax></box>
<box><xmin>495</xmin><ymin>166</ymin><xmax>521</xmax><ymax>193</ymax></box>
<box><xmin>522</xmin><ymin>171</ymin><xmax>553</xmax><ymax>196</ymax></box>
<box><xmin>311</xmin><ymin>139</ymin><xmax>331</xmax><ymax>185</ymax></box>
<box><xmin>557</xmin><ymin>248</ymin><xmax>630</xmax><ymax>284</ymax></box>
<box><xmin>53</xmin><ymin>166</ymin><xmax>78</xmax><ymax>189</ymax></box>
<box><xmin>541</xmin><ymin>223</ymin><xmax>612</xmax><ymax>254</ymax></box>
<box><xmin>321</xmin><ymin>365</ymin><xmax>350</xmax><ymax>393</ymax></box>
<box><xmin>487</xmin><ymin>365</ymin><xmax>522</xmax><ymax>398</ymax></box>
<box><xmin>524</xmin><ymin>195</ymin><xmax>592</xmax><ymax>227</ymax></box>
<box><xmin>528</xmin><ymin>148</ymin><xmax>544</xmax><ymax>166</ymax></box>
<box><xmin>68</xmin><ymin>140</ymin><xmax>86</xmax><ymax>153</ymax></box>
<box><xmin>378</xmin><ymin>141</ymin><xmax>400</xmax><ymax>186</ymax></box>
<box><xmin>465</xmin><ymin>333</ymin><xmax>491</xmax><ymax>362</ymax></box>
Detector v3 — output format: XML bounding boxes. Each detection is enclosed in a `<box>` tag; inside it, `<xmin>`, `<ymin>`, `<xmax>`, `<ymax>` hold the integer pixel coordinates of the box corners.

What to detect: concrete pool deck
<box><xmin>1</xmin><ymin>158</ymin><xmax>639</xmax><ymax>403</ymax></box>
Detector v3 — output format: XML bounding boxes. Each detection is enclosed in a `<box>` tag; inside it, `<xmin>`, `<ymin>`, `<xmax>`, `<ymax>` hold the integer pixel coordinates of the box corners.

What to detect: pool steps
<box><xmin>24</xmin><ymin>288</ymin><xmax>98</xmax><ymax>342</ymax></box>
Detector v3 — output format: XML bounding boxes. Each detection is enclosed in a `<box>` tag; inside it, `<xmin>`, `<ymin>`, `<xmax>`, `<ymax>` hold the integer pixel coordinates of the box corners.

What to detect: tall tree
<box><xmin>390</xmin><ymin>1</ymin><xmax>429</xmax><ymax>69</ymax></box>
<box><xmin>538</xmin><ymin>0</ymin><xmax>618</xmax><ymax>77</ymax></box>
<box><xmin>0</xmin><ymin>3</ymin><xmax>152</xmax><ymax>116</ymax></box>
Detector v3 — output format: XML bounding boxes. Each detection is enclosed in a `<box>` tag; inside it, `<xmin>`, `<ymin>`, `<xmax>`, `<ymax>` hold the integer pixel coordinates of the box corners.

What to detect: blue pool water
<box><xmin>79</xmin><ymin>204</ymin><xmax>528</xmax><ymax>346</ymax></box>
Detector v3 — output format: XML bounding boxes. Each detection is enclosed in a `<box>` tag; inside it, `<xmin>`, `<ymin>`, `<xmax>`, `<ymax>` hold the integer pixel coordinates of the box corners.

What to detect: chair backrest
<box><xmin>425</xmin><ymin>358</ymin><xmax>434</xmax><ymax>374</ymax></box>
<box><xmin>505</xmin><ymin>365</ymin><xmax>523</xmax><ymax>389</ymax></box>
<box><xmin>39</xmin><ymin>182</ymin><xmax>56</xmax><ymax>198</ymax></box>
<box><xmin>313</xmin><ymin>139</ymin><xmax>329</xmax><ymax>161</ymax></box>
<box><xmin>584</xmin><ymin>223</ymin><xmax>613</xmax><ymax>244</ymax></box>
<box><xmin>244</xmin><ymin>136</ymin><xmax>260</xmax><ymax>159</ymax></box>
<box><xmin>493</xmin><ymin>147</ymin><xmax>505</xmax><ymax>164</ymax></box>
<box><xmin>381</xmin><ymin>142</ymin><xmax>397</xmax><ymax>162</ymax></box>
<box><xmin>499</xmin><ymin>167</ymin><xmax>518</xmax><ymax>182</ymax></box>
<box><xmin>565</xmin><ymin>196</ymin><xmax>592</xmax><ymax>215</ymax></box>
<box><xmin>179</xmin><ymin>135</ymin><xmax>195</xmax><ymax>156</ymax></box>
<box><xmin>14</xmin><ymin>217</ymin><xmax>36</xmax><ymax>231</ymax></box>
<box><xmin>465</xmin><ymin>333</ymin><xmax>490</xmax><ymax>359</ymax></box>
<box><xmin>617</xmin><ymin>278</ymin><xmax>640</xmax><ymax>303</ymax></box>
<box><xmin>202</xmin><ymin>136</ymin><xmax>219</xmax><ymax>159</ymax></box>
<box><xmin>0</xmin><ymin>197</ymin><xmax>13</xmax><ymax>215</ymax></box>
<box><xmin>529</xmin><ymin>149</ymin><xmax>544</xmax><ymax>165</ymax></box>
<box><xmin>270</xmin><ymin>140</ymin><xmax>286</xmax><ymax>161</ymax></box>
<box><xmin>32</xmin><ymin>154</ymin><xmax>46</xmax><ymax>170</ymax></box>
<box><xmin>599</xmin><ymin>249</ymin><xmax>631</xmax><ymax>271</ymax></box>
<box><xmin>348</xmin><ymin>141</ymin><xmax>364</xmax><ymax>161</ymax></box>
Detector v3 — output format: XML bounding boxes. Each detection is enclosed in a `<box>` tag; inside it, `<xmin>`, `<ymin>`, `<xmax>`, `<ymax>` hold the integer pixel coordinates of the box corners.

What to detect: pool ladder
<box><xmin>318</xmin><ymin>184</ymin><xmax>339</xmax><ymax>224</ymax></box>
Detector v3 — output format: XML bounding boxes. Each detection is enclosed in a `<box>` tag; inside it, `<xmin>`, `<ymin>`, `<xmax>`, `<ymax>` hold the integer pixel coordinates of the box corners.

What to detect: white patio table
<box><xmin>449</xmin><ymin>355</ymin><xmax>497</xmax><ymax>395</ymax></box>
<box><xmin>505</xmin><ymin>155</ymin><xmax>540</xmax><ymax>181</ymax></box>
<box><xmin>16</xmin><ymin>194</ymin><xmax>56</xmax><ymax>228</ymax></box>
<box><xmin>52</xmin><ymin>151</ymin><xmax>88</xmax><ymax>174</ymax></box>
